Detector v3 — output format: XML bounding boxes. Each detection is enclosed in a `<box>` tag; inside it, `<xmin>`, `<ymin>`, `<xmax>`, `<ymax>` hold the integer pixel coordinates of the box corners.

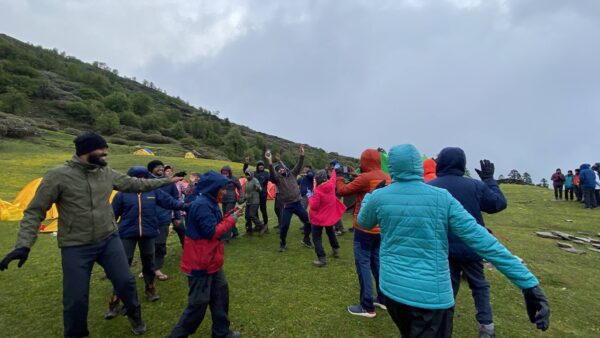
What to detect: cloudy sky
<box><xmin>2</xmin><ymin>0</ymin><xmax>599</xmax><ymax>182</ymax></box>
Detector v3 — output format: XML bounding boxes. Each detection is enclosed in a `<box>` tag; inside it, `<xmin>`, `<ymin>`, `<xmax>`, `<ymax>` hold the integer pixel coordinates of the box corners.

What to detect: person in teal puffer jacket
<box><xmin>357</xmin><ymin>144</ymin><xmax>550</xmax><ymax>337</ymax></box>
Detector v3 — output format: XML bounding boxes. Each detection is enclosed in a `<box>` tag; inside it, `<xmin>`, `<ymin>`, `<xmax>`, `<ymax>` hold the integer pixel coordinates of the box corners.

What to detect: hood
<box><xmin>244</xmin><ymin>168</ymin><xmax>254</xmax><ymax>180</ymax></box>
<box><xmin>388</xmin><ymin>144</ymin><xmax>424</xmax><ymax>182</ymax></box>
<box><xmin>306</xmin><ymin>170</ymin><xmax>314</xmax><ymax>179</ymax></box>
<box><xmin>196</xmin><ymin>171</ymin><xmax>230</xmax><ymax>199</ymax></box>
<box><xmin>274</xmin><ymin>161</ymin><xmax>289</xmax><ymax>176</ymax></box>
<box><xmin>436</xmin><ymin>147</ymin><xmax>466</xmax><ymax>177</ymax></box>
<box><xmin>67</xmin><ymin>154</ymin><xmax>101</xmax><ymax>171</ymax></box>
<box><xmin>423</xmin><ymin>158</ymin><xmax>437</xmax><ymax>176</ymax></box>
<box><xmin>256</xmin><ymin>160</ymin><xmax>265</xmax><ymax>171</ymax></box>
<box><xmin>221</xmin><ymin>165</ymin><xmax>232</xmax><ymax>178</ymax></box>
<box><xmin>580</xmin><ymin>163</ymin><xmax>591</xmax><ymax>170</ymax></box>
<box><xmin>359</xmin><ymin>149</ymin><xmax>382</xmax><ymax>173</ymax></box>
<box><xmin>127</xmin><ymin>166</ymin><xmax>150</xmax><ymax>178</ymax></box>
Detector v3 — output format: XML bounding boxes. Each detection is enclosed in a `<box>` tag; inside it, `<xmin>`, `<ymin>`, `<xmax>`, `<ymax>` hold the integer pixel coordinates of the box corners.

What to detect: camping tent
<box><xmin>238</xmin><ymin>178</ymin><xmax>276</xmax><ymax>200</ymax></box>
<box><xmin>184</xmin><ymin>152</ymin><xmax>196</xmax><ymax>159</ymax></box>
<box><xmin>12</xmin><ymin>178</ymin><xmax>59</xmax><ymax>219</ymax></box>
<box><xmin>133</xmin><ymin>148</ymin><xmax>155</xmax><ymax>156</ymax></box>
<box><xmin>0</xmin><ymin>199</ymin><xmax>23</xmax><ymax>221</ymax></box>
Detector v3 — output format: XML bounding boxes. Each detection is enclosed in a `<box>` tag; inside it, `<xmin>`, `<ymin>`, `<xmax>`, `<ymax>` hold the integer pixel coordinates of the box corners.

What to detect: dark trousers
<box><xmin>300</xmin><ymin>195</ymin><xmax>309</xmax><ymax>210</ymax></box>
<box><xmin>575</xmin><ymin>186</ymin><xmax>583</xmax><ymax>201</ymax></box>
<box><xmin>154</xmin><ymin>223</ymin><xmax>170</xmax><ymax>270</ymax></box>
<box><xmin>583</xmin><ymin>188</ymin><xmax>597</xmax><ymax>208</ymax></box>
<box><xmin>259</xmin><ymin>193</ymin><xmax>268</xmax><ymax>225</ymax></box>
<box><xmin>61</xmin><ymin>233</ymin><xmax>140</xmax><ymax>337</ymax></box>
<box><xmin>168</xmin><ymin>270</ymin><xmax>230</xmax><ymax>338</ymax></box>
<box><xmin>353</xmin><ymin>229</ymin><xmax>383</xmax><ymax>312</ymax></box>
<box><xmin>280</xmin><ymin>201</ymin><xmax>311</xmax><ymax>246</ymax></box>
<box><xmin>385</xmin><ymin>294</ymin><xmax>454</xmax><ymax>338</ymax></box>
<box><xmin>245</xmin><ymin>204</ymin><xmax>264</xmax><ymax>231</ymax></box>
<box><xmin>553</xmin><ymin>185</ymin><xmax>563</xmax><ymax>200</ymax></box>
<box><xmin>449</xmin><ymin>259</ymin><xmax>492</xmax><ymax>325</ymax></box>
<box><xmin>274</xmin><ymin>194</ymin><xmax>283</xmax><ymax>226</ymax></box>
<box><xmin>564</xmin><ymin>188</ymin><xmax>574</xmax><ymax>201</ymax></box>
<box><xmin>312</xmin><ymin>225</ymin><xmax>340</xmax><ymax>258</ymax></box>
<box><xmin>173</xmin><ymin>219</ymin><xmax>186</xmax><ymax>247</ymax></box>
<box><xmin>334</xmin><ymin>219</ymin><xmax>345</xmax><ymax>232</ymax></box>
<box><xmin>121</xmin><ymin>237</ymin><xmax>155</xmax><ymax>285</ymax></box>
<box><xmin>222</xmin><ymin>202</ymin><xmax>238</xmax><ymax>239</ymax></box>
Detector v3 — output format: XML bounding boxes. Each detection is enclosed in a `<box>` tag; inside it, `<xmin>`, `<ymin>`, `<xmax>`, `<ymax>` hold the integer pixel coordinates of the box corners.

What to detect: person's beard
<box><xmin>88</xmin><ymin>153</ymin><xmax>108</xmax><ymax>167</ymax></box>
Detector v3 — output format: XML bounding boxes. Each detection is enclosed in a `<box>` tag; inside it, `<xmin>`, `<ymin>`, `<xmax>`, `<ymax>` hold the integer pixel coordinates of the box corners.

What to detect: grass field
<box><xmin>1</xmin><ymin>132</ymin><xmax>600</xmax><ymax>337</ymax></box>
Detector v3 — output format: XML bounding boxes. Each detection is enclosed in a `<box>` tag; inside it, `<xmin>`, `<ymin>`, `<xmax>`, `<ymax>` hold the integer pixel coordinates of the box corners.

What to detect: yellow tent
<box><xmin>12</xmin><ymin>178</ymin><xmax>59</xmax><ymax>219</ymax></box>
<box><xmin>133</xmin><ymin>148</ymin><xmax>155</xmax><ymax>156</ymax></box>
<box><xmin>184</xmin><ymin>152</ymin><xmax>196</xmax><ymax>159</ymax></box>
<box><xmin>0</xmin><ymin>199</ymin><xmax>23</xmax><ymax>221</ymax></box>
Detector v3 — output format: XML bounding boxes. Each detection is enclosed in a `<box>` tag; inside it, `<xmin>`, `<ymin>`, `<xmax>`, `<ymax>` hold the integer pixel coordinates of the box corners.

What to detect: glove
<box><xmin>0</xmin><ymin>247</ymin><xmax>30</xmax><ymax>271</ymax></box>
<box><xmin>306</xmin><ymin>190</ymin><xmax>313</xmax><ymax>198</ymax></box>
<box><xmin>174</xmin><ymin>171</ymin><xmax>187</xmax><ymax>178</ymax></box>
<box><xmin>522</xmin><ymin>286</ymin><xmax>550</xmax><ymax>331</ymax></box>
<box><xmin>475</xmin><ymin>159</ymin><xmax>495</xmax><ymax>180</ymax></box>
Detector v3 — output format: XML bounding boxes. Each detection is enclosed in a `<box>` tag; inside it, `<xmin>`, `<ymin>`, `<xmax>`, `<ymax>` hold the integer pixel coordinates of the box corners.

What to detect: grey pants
<box><xmin>154</xmin><ymin>224</ymin><xmax>170</xmax><ymax>270</ymax></box>
<box><xmin>121</xmin><ymin>237</ymin><xmax>155</xmax><ymax>285</ymax></box>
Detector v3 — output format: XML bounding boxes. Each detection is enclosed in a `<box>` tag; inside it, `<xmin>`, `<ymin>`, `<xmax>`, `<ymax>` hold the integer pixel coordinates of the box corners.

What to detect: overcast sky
<box><xmin>2</xmin><ymin>0</ymin><xmax>599</xmax><ymax>182</ymax></box>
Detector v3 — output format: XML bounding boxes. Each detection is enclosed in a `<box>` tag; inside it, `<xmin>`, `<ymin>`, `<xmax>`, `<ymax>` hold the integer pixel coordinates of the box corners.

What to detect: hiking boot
<box><xmin>332</xmin><ymin>248</ymin><xmax>340</xmax><ymax>258</ymax></box>
<box><xmin>300</xmin><ymin>238</ymin><xmax>313</xmax><ymax>248</ymax></box>
<box><xmin>127</xmin><ymin>306</ymin><xmax>147</xmax><ymax>335</ymax></box>
<box><xmin>478</xmin><ymin>323</ymin><xmax>495</xmax><ymax>338</ymax></box>
<box><xmin>278</xmin><ymin>244</ymin><xmax>286</xmax><ymax>252</ymax></box>
<box><xmin>104</xmin><ymin>295</ymin><xmax>120</xmax><ymax>320</ymax></box>
<box><xmin>245</xmin><ymin>228</ymin><xmax>253</xmax><ymax>236</ymax></box>
<box><xmin>347</xmin><ymin>304</ymin><xmax>376</xmax><ymax>318</ymax></box>
<box><xmin>145</xmin><ymin>284</ymin><xmax>160</xmax><ymax>302</ymax></box>
<box><xmin>225</xmin><ymin>331</ymin><xmax>241</xmax><ymax>338</ymax></box>
<box><xmin>259</xmin><ymin>225</ymin><xmax>268</xmax><ymax>235</ymax></box>
<box><xmin>313</xmin><ymin>257</ymin><xmax>326</xmax><ymax>267</ymax></box>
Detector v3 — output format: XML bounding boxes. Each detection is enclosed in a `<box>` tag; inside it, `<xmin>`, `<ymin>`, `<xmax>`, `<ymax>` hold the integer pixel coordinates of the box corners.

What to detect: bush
<box><xmin>75</xmin><ymin>87</ymin><xmax>102</xmax><ymax>100</ymax></box>
<box><xmin>0</xmin><ymin>112</ymin><xmax>40</xmax><ymax>138</ymax></box>
<box><xmin>180</xmin><ymin>136</ymin><xmax>200</xmax><ymax>148</ymax></box>
<box><xmin>107</xmin><ymin>136</ymin><xmax>132</xmax><ymax>145</ymax></box>
<box><xmin>63</xmin><ymin>127</ymin><xmax>81</xmax><ymax>136</ymax></box>
<box><xmin>102</xmin><ymin>92</ymin><xmax>130</xmax><ymax>113</ymax></box>
<box><xmin>121</xmin><ymin>131</ymin><xmax>175</xmax><ymax>144</ymax></box>
<box><xmin>33</xmin><ymin>118</ymin><xmax>59</xmax><ymax>131</ymax></box>
<box><xmin>0</xmin><ymin>88</ymin><xmax>30</xmax><ymax>114</ymax></box>
<box><xmin>119</xmin><ymin>110</ymin><xmax>141</xmax><ymax>128</ymax></box>
<box><xmin>94</xmin><ymin>111</ymin><xmax>120</xmax><ymax>135</ymax></box>
<box><xmin>64</xmin><ymin>101</ymin><xmax>92</xmax><ymax>121</ymax></box>
<box><xmin>131</xmin><ymin>92</ymin><xmax>152</xmax><ymax>115</ymax></box>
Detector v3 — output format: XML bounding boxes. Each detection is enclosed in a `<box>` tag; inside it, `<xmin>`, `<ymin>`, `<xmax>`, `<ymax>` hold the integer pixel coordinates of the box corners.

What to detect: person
<box><xmin>164</xmin><ymin>165</ymin><xmax>174</xmax><ymax>178</ymax></box>
<box><xmin>0</xmin><ymin>132</ymin><xmax>183</xmax><ymax>337</ymax></box>
<box><xmin>358</xmin><ymin>144</ymin><xmax>550</xmax><ymax>337</ymax></box>
<box><xmin>593</xmin><ymin>163</ymin><xmax>600</xmax><ymax>203</ymax></box>
<box><xmin>574</xmin><ymin>169</ymin><xmax>582</xmax><ymax>202</ymax></box>
<box><xmin>244</xmin><ymin>169</ymin><xmax>266</xmax><ymax>235</ymax></box>
<box><xmin>105</xmin><ymin>166</ymin><xmax>187</xmax><ymax>318</ymax></box>
<box><xmin>171</xmin><ymin>165</ymin><xmax>190</xmax><ymax>247</ymax></box>
<box><xmin>423</xmin><ymin>157</ymin><xmax>437</xmax><ymax>182</ymax></box>
<box><xmin>428</xmin><ymin>147</ymin><xmax>507</xmax><ymax>338</ymax></box>
<box><xmin>564</xmin><ymin>170</ymin><xmax>575</xmax><ymax>201</ymax></box>
<box><xmin>243</xmin><ymin>157</ymin><xmax>270</xmax><ymax>225</ymax></box>
<box><xmin>298</xmin><ymin>165</ymin><xmax>315</xmax><ymax>210</ymax></box>
<box><xmin>148</xmin><ymin>160</ymin><xmax>182</xmax><ymax>281</ymax></box>
<box><xmin>550</xmin><ymin>168</ymin><xmax>565</xmax><ymax>201</ymax></box>
<box><xmin>579</xmin><ymin>163</ymin><xmax>597</xmax><ymax>209</ymax></box>
<box><xmin>329</xmin><ymin>160</ymin><xmax>348</xmax><ymax>236</ymax></box>
<box><xmin>266</xmin><ymin>145</ymin><xmax>312</xmax><ymax>252</ymax></box>
<box><xmin>220</xmin><ymin>165</ymin><xmax>244</xmax><ymax>240</ymax></box>
<box><xmin>168</xmin><ymin>171</ymin><xmax>243</xmax><ymax>338</ymax></box>
<box><xmin>308</xmin><ymin>170</ymin><xmax>345</xmax><ymax>267</ymax></box>
<box><xmin>335</xmin><ymin>148</ymin><xmax>391</xmax><ymax>318</ymax></box>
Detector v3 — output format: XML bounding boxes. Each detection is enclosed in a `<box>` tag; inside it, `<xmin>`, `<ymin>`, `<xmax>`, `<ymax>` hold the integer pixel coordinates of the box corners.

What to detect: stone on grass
<box><xmin>572</xmin><ymin>240</ymin><xmax>586</xmax><ymax>245</ymax></box>
<box><xmin>557</xmin><ymin>242</ymin><xmax>574</xmax><ymax>249</ymax></box>
<box><xmin>561</xmin><ymin>247</ymin><xmax>586</xmax><ymax>255</ymax></box>
<box><xmin>591</xmin><ymin>239</ymin><xmax>600</xmax><ymax>245</ymax></box>
<box><xmin>574</xmin><ymin>237</ymin><xmax>592</xmax><ymax>243</ymax></box>
<box><xmin>536</xmin><ymin>232</ymin><xmax>561</xmax><ymax>239</ymax></box>
<box><xmin>589</xmin><ymin>247</ymin><xmax>600</xmax><ymax>254</ymax></box>
<box><xmin>592</xmin><ymin>243</ymin><xmax>600</xmax><ymax>250</ymax></box>
<box><xmin>551</xmin><ymin>231</ymin><xmax>574</xmax><ymax>240</ymax></box>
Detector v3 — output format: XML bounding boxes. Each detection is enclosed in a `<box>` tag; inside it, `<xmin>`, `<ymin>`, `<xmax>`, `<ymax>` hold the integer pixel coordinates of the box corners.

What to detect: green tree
<box><xmin>253</xmin><ymin>135</ymin><xmax>266</xmax><ymax>150</ymax></box>
<box><xmin>223</xmin><ymin>127</ymin><xmax>247</xmax><ymax>160</ymax></box>
<box><xmin>205</xmin><ymin>131</ymin><xmax>223</xmax><ymax>146</ymax></box>
<box><xmin>165</xmin><ymin>109</ymin><xmax>182</xmax><ymax>123</ymax></box>
<box><xmin>131</xmin><ymin>92</ymin><xmax>153</xmax><ymax>115</ymax></box>
<box><xmin>65</xmin><ymin>101</ymin><xmax>92</xmax><ymax>121</ymax></box>
<box><xmin>119</xmin><ymin>110</ymin><xmax>141</xmax><ymax>128</ymax></box>
<box><xmin>94</xmin><ymin>112</ymin><xmax>120</xmax><ymax>134</ymax></box>
<box><xmin>103</xmin><ymin>92</ymin><xmax>130</xmax><ymax>112</ymax></box>
<box><xmin>0</xmin><ymin>88</ymin><xmax>30</xmax><ymax>114</ymax></box>
<box><xmin>141</xmin><ymin>115</ymin><xmax>161</xmax><ymax>132</ymax></box>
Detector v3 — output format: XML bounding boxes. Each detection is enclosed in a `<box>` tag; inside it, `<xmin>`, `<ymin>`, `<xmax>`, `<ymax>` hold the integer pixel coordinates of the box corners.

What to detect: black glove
<box><xmin>475</xmin><ymin>159</ymin><xmax>495</xmax><ymax>180</ymax></box>
<box><xmin>174</xmin><ymin>171</ymin><xmax>187</xmax><ymax>178</ymax></box>
<box><xmin>0</xmin><ymin>247</ymin><xmax>30</xmax><ymax>271</ymax></box>
<box><xmin>522</xmin><ymin>286</ymin><xmax>550</xmax><ymax>331</ymax></box>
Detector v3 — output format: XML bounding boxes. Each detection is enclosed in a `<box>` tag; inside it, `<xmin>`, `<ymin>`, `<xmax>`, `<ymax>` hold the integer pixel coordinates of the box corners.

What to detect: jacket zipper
<box><xmin>86</xmin><ymin>172</ymin><xmax>96</xmax><ymax>242</ymax></box>
<box><xmin>138</xmin><ymin>193</ymin><xmax>143</xmax><ymax>238</ymax></box>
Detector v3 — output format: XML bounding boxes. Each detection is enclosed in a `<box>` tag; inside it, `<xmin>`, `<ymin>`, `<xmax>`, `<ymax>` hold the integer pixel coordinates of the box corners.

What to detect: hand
<box><xmin>0</xmin><ymin>247</ymin><xmax>30</xmax><ymax>271</ymax></box>
<box><xmin>299</xmin><ymin>144</ymin><xmax>305</xmax><ymax>156</ymax></box>
<box><xmin>274</xmin><ymin>153</ymin><xmax>281</xmax><ymax>162</ymax></box>
<box><xmin>522</xmin><ymin>286</ymin><xmax>550</xmax><ymax>331</ymax></box>
<box><xmin>265</xmin><ymin>152</ymin><xmax>272</xmax><ymax>163</ymax></box>
<box><xmin>306</xmin><ymin>190</ymin><xmax>313</xmax><ymax>198</ymax></box>
<box><xmin>244</xmin><ymin>156</ymin><xmax>250</xmax><ymax>164</ymax></box>
<box><xmin>174</xmin><ymin>171</ymin><xmax>187</xmax><ymax>178</ymax></box>
<box><xmin>233</xmin><ymin>207</ymin><xmax>245</xmax><ymax>218</ymax></box>
<box><xmin>170</xmin><ymin>176</ymin><xmax>184</xmax><ymax>183</ymax></box>
<box><xmin>475</xmin><ymin>159</ymin><xmax>495</xmax><ymax>180</ymax></box>
<box><xmin>173</xmin><ymin>219</ymin><xmax>182</xmax><ymax>226</ymax></box>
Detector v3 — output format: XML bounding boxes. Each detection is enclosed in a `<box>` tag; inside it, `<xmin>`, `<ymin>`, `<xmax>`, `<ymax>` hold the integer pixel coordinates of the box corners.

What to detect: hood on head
<box><xmin>580</xmin><ymin>163</ymin><xmax>591</xmax><ymax>170</ymax></box>
<box><xmin>196</xmin><ymin>171</ymin><xmax>230</xmax><ymax>199</ymax></box>
<box><xmin>436</xmin><ymin>147</ymin><xmax>466</xmax><ymax>177</ymax></box>
<box><xmin>388</xmin><ymin>144</ymin><xmax>424</xmax><ymax>182</ymax></box>
<box><xmin>274</xmin><ymin>161</ymin><xmax>288</xmax><ymax>172</ymax></box>
<box><xmin>306</xmin><ymin>170</ymin><xmax>314</xmax><ymax>179</ymax></box>
<box><xmin>256</xmin><ymin>160</ymin><xmax>265</xmax><ymax>171</ymax></box>
<box><xmin>244</xmin><ymin>168</ymin><xmax>253</xmax><ymax>179</ymax></box>
<box><xmin>423</xmin><ymin>158</ymin><xmax>437</xmax><ymax>176</ymax></box>
<box><xmin>221</xmin><ymin>165</ymin><xmax>232</xmax><ymax>177</ymax></box>
<box><xmin>127</xmin><ymin>166</ymin><xmax>150</xmax><ymax>178</ymax></box>
<box><xmin>359</xmin><ymin>149</ymin><xmax>382</xmax><ymax>173</ymax></box>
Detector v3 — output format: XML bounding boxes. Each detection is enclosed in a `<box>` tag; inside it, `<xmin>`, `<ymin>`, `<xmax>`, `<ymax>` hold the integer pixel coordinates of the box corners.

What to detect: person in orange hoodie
<box><xmin>423</xmin><ymin>157</ymin><xmax>437</xmax><ymax>182</ymax></box>
<box><xmin>336</xmin><ymin>149</ymin><xmax>391</xmax><ymax>318</ymax></box>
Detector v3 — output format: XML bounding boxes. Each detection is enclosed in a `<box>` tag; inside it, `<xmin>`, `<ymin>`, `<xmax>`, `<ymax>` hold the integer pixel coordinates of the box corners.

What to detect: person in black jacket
<box><xmin>243</xmin><ymin>157</ymin><xmax>270</xmax><ymax>226</ymax></box>
<box><xmin>428</xmin><ymin>147</ymin><xmax>507</xmax><ymax>338</ymax></box>
<box><xmin>220</xmin><ymin>165</ymin><xmax>244</xmax><ymax>240</ymax></box>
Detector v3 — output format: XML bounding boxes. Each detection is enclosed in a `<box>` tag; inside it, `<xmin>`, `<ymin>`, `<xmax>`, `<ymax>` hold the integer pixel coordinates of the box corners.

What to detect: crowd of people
<box><xmin>0</xmin><ymin>131</ymin><xmax>551</xmax><ymax>338</ymax></box>
<box><xmin>550</xmin><ymin>164</ymin><xmax>600</xmax><ymax>209</ymax></box>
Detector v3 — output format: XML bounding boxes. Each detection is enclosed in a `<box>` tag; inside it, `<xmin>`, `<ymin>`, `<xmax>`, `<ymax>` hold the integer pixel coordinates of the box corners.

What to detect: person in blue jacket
<box><xmin>579</xmin><ymin>163</ymin><xmax>597</xmax><ymax>209</ymax></box>
<box><xmin>357</xmin><ymin>144</ymin><xmax>549</xmax><ymax>338</ymax></box>
<box><xmin>428</xmin><ymin>147</ymin><xmax>507</xmax><ymax>338</ymax></box>
<box><xmin>105</xmin><ymin>166</ymin><xmax>187</xmax><ymax>318</ymax></box>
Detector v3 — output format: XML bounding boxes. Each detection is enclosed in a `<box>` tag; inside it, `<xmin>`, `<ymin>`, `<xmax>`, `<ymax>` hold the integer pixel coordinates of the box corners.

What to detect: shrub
<box><xmin>0</xmin><ymin>112</ymin><xmax>40</xmax><ymax>138</ymax></box>
<box><xmin>180</xmin><ymin>136</ymin><xmax>200</xmax><ymax>148</ymax></box>
<box><xmin>107</xmin><ymin>137</ymin><xmax>132</xmax><ymax>145</ymax></box>
<box><xmin>131</xmin><ymin>92</ymin><xmax>153</xmax><ymax>115</ymax></box>
<box><xmin>0</xmin><ymin>88</ymin><xmax>30</xmax><ymax>114</ymax></box>
<box><xmin>94</xmin><ymin>111</ymin><xmax>120</xmax><ymax>134</ymax></box>
<box><xmin>102</xmin><ymin>92</ymin><xmax>130</xmax><ymax>113</ymax></box>
<box><xmin>119</xmin><ymin>110</ymin><xmax>141</xmax><ymax>128</ymax></box>
<box><xmin>63</xmin><ymin>127</ymin><xmax>81</xmax><ymax>136</ymax></box>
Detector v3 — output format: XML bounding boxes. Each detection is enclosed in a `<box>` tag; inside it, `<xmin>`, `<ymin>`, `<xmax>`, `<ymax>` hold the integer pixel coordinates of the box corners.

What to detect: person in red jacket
<box><xmin>168</xmin><ymin>171</ymin><xmax>243</xmax><ymax>338</ymax></box>
<box><xmin>308</xmin><ymin>170</ymin><xmax>347</xmax><ymax>267</ymax></box>
<box><xmin>423</xmin><ymin>157</ymin><xmax>437</xmax><ymax>182</ymax></box>
<box><xmin>336</xmin><ymin>149</ymin><xmax>391</xmax><ymax>318</ymax></box>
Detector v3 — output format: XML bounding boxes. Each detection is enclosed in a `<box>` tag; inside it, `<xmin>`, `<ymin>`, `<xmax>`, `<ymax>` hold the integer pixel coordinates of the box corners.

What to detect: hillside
<box><xmin>0</xmin><ymin>33</ymin><xmax>358</xmax><ymax>167</ymax></box>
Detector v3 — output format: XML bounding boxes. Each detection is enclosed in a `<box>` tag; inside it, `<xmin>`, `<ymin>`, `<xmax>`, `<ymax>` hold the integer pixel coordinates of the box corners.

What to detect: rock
<box><xmin>589</xmin><ymin>247</ymin><xmax>600</xmax><ymax>254</ymax></box>
<box><xmin>561</xmin><ymin>247</ymin><xmax>586</xmax><ymax>255</ymax></box>
<box><xmin>574</xmin><ymin>237</ymin><xmax>592</xmax><ymax>243</ymax></box>
<box><xmin>536</xmin><ymin>232</ymin><xmax>561</xmax><ymax>239</ymax></box>
<box><xmin>577</xmin><ymin>231</ymin><xmax>590</xmax><ymax>235</ymax></box>
<box><xmin>551</xmin><ymin>231</ymin><xmax>574</xmax><ymax>240</ymax></box>
<box><xmin>572</xmin><ymin>240</ymin><xmax>586</xmax><ymax>245</ymax></box>
<box><xmin>592</xmin><ymin>243</ymin><xmax>600</xmax><ymax>249</ymax></box>
<box><xmin>557</xmin><ymin>242</ymin><xmax>574</xmax><ymax>249</ymax></box>
<box><xmin>590</xmin><ymin>239</ymin><xmax>600</xmax><ymax>245</ymax></box>
<box><xmin>565</xmin><ymin>219</ymin><xmax>574</xmax><ymax>222</ymax></box>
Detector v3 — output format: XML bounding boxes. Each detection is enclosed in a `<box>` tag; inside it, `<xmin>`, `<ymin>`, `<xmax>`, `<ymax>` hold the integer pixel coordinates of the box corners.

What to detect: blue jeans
<box><xmin>279</xmin><ymin>201</ymin><xmax>311</xmax><ymax>246</ymax></box>
<box><xmin>449</xmin><ymin>259</ymin><xmax>493</xmax><ymax>325</ymax></box>
<box><xmin>61</xmin><ymin>233</ymin><xmax>140</xmax><ymax>337</ymax></box>
<box><xmin>353</xmin><ymin>229</ymin><xmax>384</xmax><ymax>312</ymax></box>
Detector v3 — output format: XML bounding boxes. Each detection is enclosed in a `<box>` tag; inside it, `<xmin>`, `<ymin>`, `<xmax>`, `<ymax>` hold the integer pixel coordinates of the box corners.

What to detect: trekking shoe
<box><xmin>127</xmin><ymin>307</ymin><xmax>147</xmax><ymax>335</ymax></box>
<box><xmin>313</xmin><ymin>257</ymin><xmax>326</xmax><ymax>267</ymax></box>
<box><xmin>104</xmin><ymin>295</ymin><xmax>120</xmax><ymax>320</ymax></box>
<box><xmin>300</xmin><ymin>238</ymin><xmax>313</xmax><ymax>248</ymax></box>
<box><xmin>259</xmin><ymin>225</ymin><xmax>268</xmax><ymax>235</ymax></box>
<box><xmin>373</xmin><ymin>302</ymin><xmax>387</xmax><ymax>311</ymax></box>
<box><xmin>332</xmin><ymin>248</ymin><xmax>340</xmax><ymax>258</ymax></box>
<box><xmin>225</xmin><ymin>331</ymin><xmax>241</xmax><ymax>338</ymax></box>
<box><xmin>335</xmin><ymin>230</ymin><xmax>343</xmax><ymax>236</ymax></box>
<box><xmin>347</xmin><ymin>304</ymin><xmax>376</xmax><ymax>318</ymax></box>
<box><xmin>145</xmin><ymin>284</ymin><xmax>160</xmax><ymax>302</ymax></box>
<box><xmin>478</xmin><ymin>323</ymin><xmax>495</xmax><ymax>338</ymax></box>
<box><xmin>278</xmin><ymin>244</ymin><xmax>286</xmax><ymax>252</ymax></box>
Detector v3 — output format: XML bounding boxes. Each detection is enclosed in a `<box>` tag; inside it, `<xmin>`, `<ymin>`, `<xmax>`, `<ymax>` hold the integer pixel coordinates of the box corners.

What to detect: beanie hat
<box><xmin>315</xmin><ymin>170</ymin><xmax>328</xmax><ymax>185</ymax></box>
<box><xmin>147</xmin><ymin>160</ymin><xmax>164</xmax><ymax>173</ymax></box>
<box><xmin>127</xmin><ymin>166</ymin><xmax>150</xmax><ymax>178</ymax></box>
<box><xmin>74</xmin><ymin>132</ymin><xmax>108</xmax><ymax>156</ymax></box>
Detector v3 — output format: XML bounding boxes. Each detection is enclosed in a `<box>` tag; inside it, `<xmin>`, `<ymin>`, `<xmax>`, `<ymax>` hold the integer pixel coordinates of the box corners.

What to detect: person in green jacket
<box><xmin>244</xmin><ymin>169</ymin><xmax>266</xmax><ymax>235</ymax></box>
<box><xmin>0</xmin><ymin>132</ymin><xmax>183</xmax><ymax>337</ymax></box>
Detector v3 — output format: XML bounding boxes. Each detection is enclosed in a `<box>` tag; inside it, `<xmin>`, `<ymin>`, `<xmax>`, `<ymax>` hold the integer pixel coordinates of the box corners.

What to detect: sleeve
<box><xmin>269</xmin><ymin>164</ymin><xmax>278</xmax><ymax>184</ymax></box>
<box><xmin>111</xmin><ymin>170</ymin><xmax>171</xmax><ymax>192</ymax></box>
<box><xmin>336</xmin><ymin>173</ymin><xmax>370</xmax><ymax>196</ymax></box>
<box><xmin>307</xmin><ymin>189</ymin><xmax>321</xmax><ymax>211</ymax></box>
<box><xmin>447</xmin><ymin>194</ymin><xmax>539</xmax><ymax>289</ymax></box>
<box><xmin>16</xmin><ymin>171</ymin><xmax>61</xmax><ymax>248</ymax></box>
<box><xmin>479</xmin><ymin>180</ymin><xmax>507</xmax><ymax>214</ymax></box>
<box><xmin>291</xmin><ymin>155</ymin><xmax>305</xmax><ymax>177</ymax></box>
<box><xmin>156</xmin><ymin>190</ymin><xmax>184</xmax><ymax>210</ymax></box>
<box><xmin>242</xmin><ymin>163</ymin><xmax>249</xmax><ymax>174</ymax></box>
<box><xmin>234</xmin><ymin>177</ymin><xmax>244</xmax><ymax>201</ymax></box>
<box><xmin>357</xmin><ymin>192</ymin><xmax>378</xmax><ymax>230</ymax></box>
<box><xmin>255</xmin><ymin>179</ymin><xmax>262</xmax><ymax>192</ymax></box>
<box><xmin>112</xmin><ymin>192</ymin><xmax>124</xmax><ymax>220</ymax></box>
<box><xmin>169</xmin><ymin>184</ymin><xmax>181</xmax><ymax>220</ymax></box>
<box><xmin>191</xmin><ymin>206</ymin><xmax>236</xmax><ymax>240</ymax></box>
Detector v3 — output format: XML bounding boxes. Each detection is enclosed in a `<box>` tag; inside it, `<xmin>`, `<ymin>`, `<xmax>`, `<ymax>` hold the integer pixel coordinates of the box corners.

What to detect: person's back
<box><xmin>423</xmin><ymin>158</ymin><xmax>437</xmax><ymax>182</ymax></box>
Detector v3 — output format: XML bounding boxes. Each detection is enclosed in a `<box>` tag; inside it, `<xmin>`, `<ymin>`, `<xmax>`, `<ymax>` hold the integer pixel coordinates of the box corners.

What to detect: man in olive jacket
<box><xmin>0</xmin><ymin>132</ymin><xmax>183</xmax><ymax>338</ymax></box>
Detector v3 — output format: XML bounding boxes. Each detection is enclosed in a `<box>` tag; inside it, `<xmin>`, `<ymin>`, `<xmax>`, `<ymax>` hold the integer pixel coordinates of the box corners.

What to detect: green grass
<box><xmin>1</xmin><ymin>133</ymin><xmax>600</xmax><ymax>337</ymax></box>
